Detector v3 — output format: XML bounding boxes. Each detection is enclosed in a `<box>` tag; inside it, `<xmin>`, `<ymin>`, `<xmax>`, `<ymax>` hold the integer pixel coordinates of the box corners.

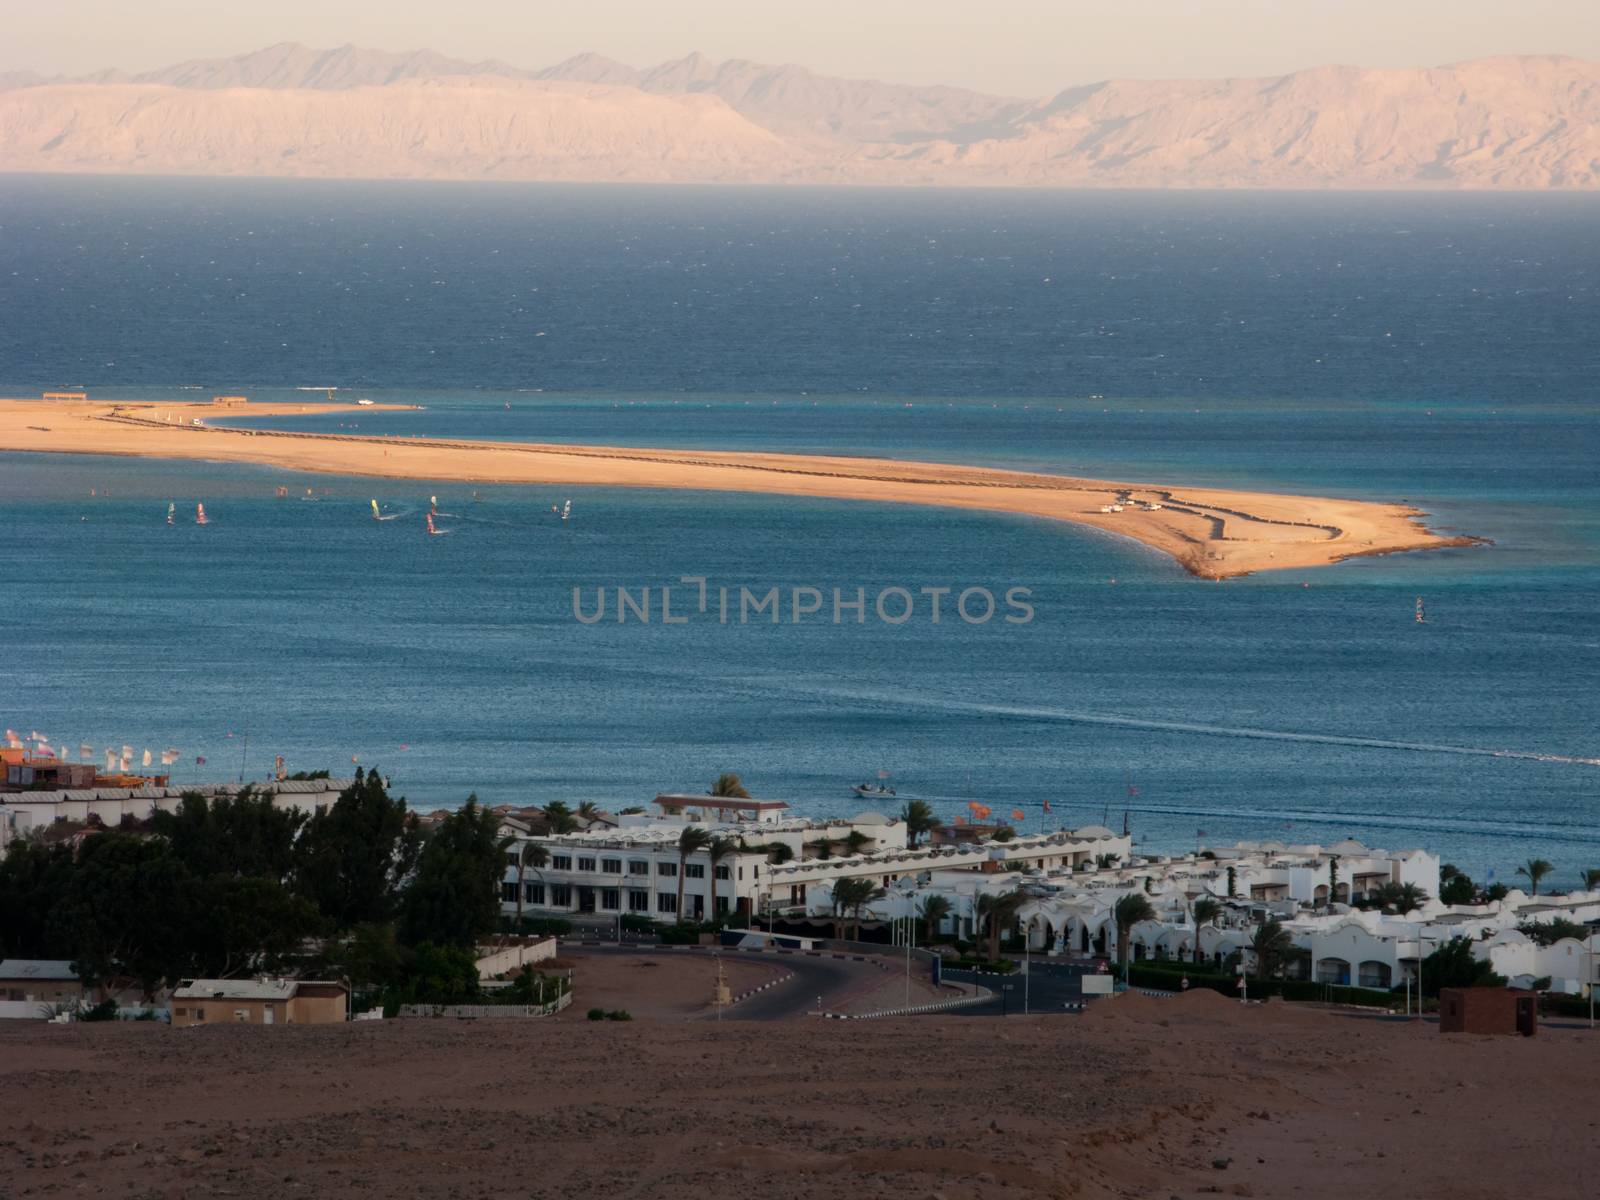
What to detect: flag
<box><xmin>1042</xmin><ymin>799</ymin><xmax>1051</xmax><ymax>813</ymax></box>
<box><xmin>1011</xmin><ymin>809</ymin><xmax>1026</xmax><ymax>822</ymax></box>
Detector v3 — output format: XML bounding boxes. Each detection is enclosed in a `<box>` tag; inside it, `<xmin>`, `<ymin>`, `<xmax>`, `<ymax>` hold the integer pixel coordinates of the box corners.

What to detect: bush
<box><xmin>619</xmin><ymin>914</ymin><xmax>657</xmax><ymax>933</ymax></box>
<box><xmin>606</xmin><ymin>1009</ymin><xmax>633</xmax><ymax>1021</ymax></box>
<box><xmin>587</xmin><ymin>1007</ymin><xmax>607</xmax><ymax>1021</ymax></box>
<box><xmin>77</xmin><ymin>999</ymin><xmax>120</xmax><ymax>1022</ymax></box>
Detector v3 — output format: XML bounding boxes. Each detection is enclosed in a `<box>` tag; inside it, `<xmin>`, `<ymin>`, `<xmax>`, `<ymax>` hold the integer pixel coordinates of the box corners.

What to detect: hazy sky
<box><xmin>7</xmin><ymin>0</ymin><xmax>1596</xmax><ymax>94</ymax></box>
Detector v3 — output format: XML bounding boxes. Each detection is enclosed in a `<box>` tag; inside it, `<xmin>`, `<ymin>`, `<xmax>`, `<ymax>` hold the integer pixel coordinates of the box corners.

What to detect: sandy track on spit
<box><xmin>0</xmin><ymin>398</ymin><xmax>1480</xmax><ymax>578</ymax></box>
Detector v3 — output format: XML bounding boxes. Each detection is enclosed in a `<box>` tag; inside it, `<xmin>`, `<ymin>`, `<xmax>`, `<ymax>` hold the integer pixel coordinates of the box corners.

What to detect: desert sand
<box><xmin>0</xmin><ymin>397</ymin><xmax>1478</xmax><ymax>579</ymax></box>
<box><xmin>1</xmin><ymin>989</ymin><xmax>1593</xmax><ymax>1200</ymax></box>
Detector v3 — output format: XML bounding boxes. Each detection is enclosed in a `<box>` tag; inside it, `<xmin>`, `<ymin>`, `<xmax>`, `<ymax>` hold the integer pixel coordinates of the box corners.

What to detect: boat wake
<box><xmin>786</xmin><ymin>684</ymin><xmax>1600</xmax><ymax>769</ymax></box>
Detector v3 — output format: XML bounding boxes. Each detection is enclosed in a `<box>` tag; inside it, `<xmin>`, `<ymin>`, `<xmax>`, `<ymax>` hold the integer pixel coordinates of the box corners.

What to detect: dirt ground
<box><xmin>1</xmin><ymin>989</ymin><xmax>1594</xmax><ymax>1200</ymax></box>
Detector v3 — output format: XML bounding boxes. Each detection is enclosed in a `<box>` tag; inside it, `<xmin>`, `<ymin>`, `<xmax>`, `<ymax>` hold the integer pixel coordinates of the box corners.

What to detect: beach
<box><xmin>0</xmin><ymin>397</ymin><xmax>1477</xmax><ymax>579</ymax></box>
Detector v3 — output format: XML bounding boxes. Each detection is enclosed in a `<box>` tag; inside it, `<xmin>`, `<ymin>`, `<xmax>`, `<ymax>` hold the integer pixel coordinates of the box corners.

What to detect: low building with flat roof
<box><xmin>170</xmin><ymin>979</ymin><xmax>347</xmax><ymax>1026</ymax></box>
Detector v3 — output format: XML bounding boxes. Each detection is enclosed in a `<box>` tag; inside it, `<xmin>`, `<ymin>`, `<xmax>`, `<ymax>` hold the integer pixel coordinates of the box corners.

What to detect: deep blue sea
<box><xmin>2</xmin><ymin>176</ymin><xmax>1597</xmax><ymax>886</ymax></box>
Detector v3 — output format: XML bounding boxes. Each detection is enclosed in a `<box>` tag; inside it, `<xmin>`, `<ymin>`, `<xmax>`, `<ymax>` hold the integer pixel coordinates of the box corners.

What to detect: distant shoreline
<box><xmin>0</xmin><ymin>397</ymin><xmax>1480</xmax><ymax>579</ymax></box>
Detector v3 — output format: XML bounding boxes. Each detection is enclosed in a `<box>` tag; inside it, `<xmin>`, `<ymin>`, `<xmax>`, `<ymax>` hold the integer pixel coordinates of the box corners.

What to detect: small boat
<box><xmin>196</xmin><ymin>503</ymin><xmax>209</xmax><ymax>525</ymax></box>
<box><xmin>356</xmin><ymin>398</ymin><xmax>375</xmax><ymax>406</ymax></box>
<box><xmin>852</xmin><ymin>782</ymin><xmax>897</xmax><ymax>799</ymax></box>
<box><xmin>426</xmin><ymin>512</ymin><xmax>450</xmax><ymax>536</ymax></box>
<box><xmin>561</xmin><ymin>499</ymin><xmax>572</xmax><ymax>522</ymax></box>
<box><xmin>166</xmin><ymin>502</ymin><xmax>175</xmax><ymax>526</ymax></box>
<box><xmin>1415</xmin><ymin>597</ymin><xmax>1426</xmax><ymax>624</ymax></box>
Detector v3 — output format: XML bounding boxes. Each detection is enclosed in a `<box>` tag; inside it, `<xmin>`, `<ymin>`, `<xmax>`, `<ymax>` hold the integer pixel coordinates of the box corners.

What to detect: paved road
<box><xmin>555</xmin><ymin>942</ymin><xmax>887</xmax><ymax>1021</ymax></box>
<box><xmin>942</xmin><ymin>959</ymin><xmax>1091</xmax><ymax>1017</ymax></box>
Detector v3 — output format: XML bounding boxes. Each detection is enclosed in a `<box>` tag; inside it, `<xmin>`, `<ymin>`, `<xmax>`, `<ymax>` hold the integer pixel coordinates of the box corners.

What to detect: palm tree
<box><xmin>1516</xmin><ymin>858</ymin><xmax>1554</xmax><ymax>896</ymax></box>
<box><xmin>1375</xmin><ymin>882</ymin><xmax>1430</xmax><ymax>913</ymax></box>
<box><xmin>706</xmin><ymin>836</ymin><xmax>734</xmax><ymax>923</ymax></box>
<box><xmin>901</xmin><ymin>799</ymin><xmax>938</xmax><ymax>848</ymax></box>
<box><xmin>918</xmin><ymin>894</ymin><xmax>951</xmax><ymax>944</ymax></box>
<box><xmin>1192</xmin><ymin>897</ymin><xmax>1223</xmax><ymax>964</ymax></box>
<box><xmin>710</xmin><ymin>773</ymin><xmax>750</xmax><ymax>799</ymax></box>
<box><xmin>977</xmin><ymin>890</ymin><xmax>1028</xmax><ymax>962</ymax></box>
<box><xmin>675</xmin><ymin>826</ymin><xmax>712</xmax><ymax>923</ymax></box>
<box><xmin>831</xmin><ymin>876</ymin><xmax>879</xmax><ymax>940</ymax></box>
<box><xmin>1095</xmin><ymin>852</ymin><xmax>1120</xmax><ymax>869</ymax></box>
<box><xmin>576</xmin><ymin>800</ymin><xmax>602</xmax><ymax>827</ymax></box>
<box><xmin>1326</xmin><ymin>856</ymin><xmax>1340</xmax><ymax>906</ymax></box>
<box><xmin>542</xmin><ymin>801</ymin><xmax>578</xmax><ymax>835</ymax></box>
<box><xmin>513</xmin><ymin>842</ymin><xmax>549</xmax><ymax>928</ymax></box>
<box><xmin>1113</xmin><ymin>892</ymin><xmax>1156</xmax><ymax>977</ymax></box>
<box><xmin>1581</xmin><ymin>868</ymin><xmax>1600</xmax><ymax>892</ymax></box>
<box><xmin>1250</xmin><ymin>919</ymin><xmax>1293</xmax><ymax>980</ymax></box>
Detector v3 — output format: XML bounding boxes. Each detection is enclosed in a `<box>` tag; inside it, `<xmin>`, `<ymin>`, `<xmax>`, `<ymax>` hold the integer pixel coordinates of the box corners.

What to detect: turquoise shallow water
<box><xmin>1</xmin><ymin>178</ymin><xmax>1597</xmax><ymax>884</ymax></box>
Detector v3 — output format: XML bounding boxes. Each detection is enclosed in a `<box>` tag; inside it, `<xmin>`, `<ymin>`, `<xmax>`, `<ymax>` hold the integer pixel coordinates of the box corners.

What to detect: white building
<box><xmin>0</xmin><ymin>778</ymin><xmax>354</xmax><ymax>855</ymax></box>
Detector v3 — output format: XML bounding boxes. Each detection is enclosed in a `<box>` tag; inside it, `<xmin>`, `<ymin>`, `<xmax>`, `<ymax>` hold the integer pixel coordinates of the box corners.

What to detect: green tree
<box><xmin>1326</xmin><ymin>856</ymin><xmax>1340</xmax><ymax>906</ymax></box>
<box><xmin>1581</xmin><ymin>868</ymin><xmax>1600</xmax><ymax>892</ymax></box>
<box><xmin>675</xmin><ymin>826</ymin><xmax>712</xmax><ymax>923</ymax></box>
<box><xmin>844</xmin><ymin>830</ymin><xmax>871</xmax><ymax>856</ymax></box>
<box><xmin>191</xmin><ymin>875</ymin><xmax>321</xmax><ymax>979</ymax></box>
<box><xmin>901</xmin><ymin>800</ymin><xmax>938</xmax><ymax>848</ymax></box>
<box><xmin>0</xmin><ymin>840</ymin><xmax>77</xmax><ymax>959</ymax></box>
<box><xmin>830</xmin><ymin>876</ymin><xmax>880</xmax><ymax>941</ymax></box>
<box><xmin>918</xmin><ymin>893</ymin><xmax>951</xmax><ymax>944</ymax></box>
<box><xmin>1113</xmin><ymin>892</ymin><xmax>1156</xmax><ymax>976</ymax></box>
<box><xmin>1226</xmin><ymin>866</ymin><xmax>1238</xmax><ymax>898</ymax></box>
<box><xmin>399</xmin><ymin>798</ymin><xmax>507</xmax><ymax>949</ymax></box>
<box><xmin>1439</xmin><ymin>872</ymin><xmax>1476</xmax><ymax>906</ymax></box>
<box><xmin>1373</xmin><ymin>882</ymin><xmax>1431</xmax><ymax>913</ymax></box>
<box><xmin>152</xmin><ymin>787</ymin><xmax>307</xmax><ymax>881</ymax></box>
<box><xmin>1249</xmin><ymin>919</ymin><xmax>1293</xmax><ymax>980</ymax></box>
<box><xmin>805</xmin><ymin>837</ymin><xmax>833</xmax><ymax>860</ymax></box>
<box><xmin>710</xmin><ymin>773</ymin><xmax>750</xmax><ymax>798</ymax></box>
<box><xmin>394</xmin><ymin>942</ymin><xmax>482</xmax><ymax>1005</ymax></box>
<box><xmin>294</xmin><ymin>769</ymin><xmax>421</xmax><ymax>928</ymax></box>
<box><xmin>541</xmin><ymin>802</ymin><xmax>579</xmax><ymax>834</ymax></box>
<box><xmin>1419</xmin><ymin>936</ymin><xmax>1505</xmax><ymax>996</ymax></box>
<box><xmin>51</xmin><ymin>834</ymin><xmax>197</xmax><ymax>995</ymax></box>
<box><xmin>1095</xmin><ymin>852</ymin><xmax>1120</xmax><ymax>869</ymax></box>
<box><xmin>766</xmin><ymin>841</ymin><xmax>795</xmax><ymax>864</ymax></box>
<box><xmin>1515</xmin><ymin>858</ymin><xmax>1554</xmax><ymax>896</ymax></box>
<box><xmin>335</xmin><ymin>922</ymin><xmax>404</xmax><ymax>995</ymax></box>
<box><xmin>576</xmin><ymin>801</ymin><xmax>602</xmax><ymax>826</ymax></box>
<box><xmin>1191</xmin><ymin>897</ymin><xmax>1223</xmax><ymax>964</ymax></box>
<box><xmin>1517</xmin><ymin>918</ymin><xmax>1589</xmax><ymax>946</ymax></box>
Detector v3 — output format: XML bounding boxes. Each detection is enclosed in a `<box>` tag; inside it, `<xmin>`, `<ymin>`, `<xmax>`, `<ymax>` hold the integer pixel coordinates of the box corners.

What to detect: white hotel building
<box><xmin>499</xmin><ymin>795</ymin><xmax>1134</xmax><ymax>924</ymax></box>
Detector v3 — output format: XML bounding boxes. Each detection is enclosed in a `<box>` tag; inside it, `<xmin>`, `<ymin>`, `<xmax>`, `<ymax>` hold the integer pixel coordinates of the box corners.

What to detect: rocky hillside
<box><xmin>2</xmin><ymin>44</ymin><xmax>1595</xmax><ymax>188</ymax></box>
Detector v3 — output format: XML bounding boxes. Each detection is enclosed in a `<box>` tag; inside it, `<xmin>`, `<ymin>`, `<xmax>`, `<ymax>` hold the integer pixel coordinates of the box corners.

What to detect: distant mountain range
<box><xmin>2</xmin><ymin>43</ymin><xmax>1596</xmax><ymax>188</ymax></box>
